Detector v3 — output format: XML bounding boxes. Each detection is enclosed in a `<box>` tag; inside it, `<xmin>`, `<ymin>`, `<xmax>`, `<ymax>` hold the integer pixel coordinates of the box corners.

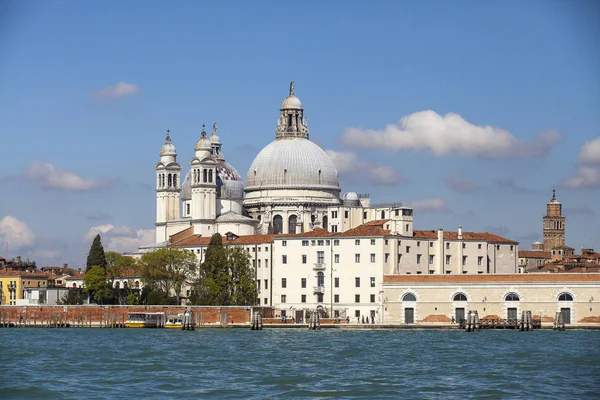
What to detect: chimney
<box><xmin>458</xmin><ymin>226</ymin><xmax>463</xmax><ymax>240</ymax></box>
<box><xmin>63</xmin><ymin>263</ymin><xmax>68</xmax><ymax>268</ymax></box>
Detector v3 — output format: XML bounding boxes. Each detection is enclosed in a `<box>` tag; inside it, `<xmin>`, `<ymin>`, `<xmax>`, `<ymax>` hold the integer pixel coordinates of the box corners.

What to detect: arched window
<box><xmin>173</xmin><ymin>174</ymin><xmax>177</xmax><ymax>188</ymax></box>
<box><xmin>208</xmin><ymin>169</ymin><xmax>213</xmax><ymax>183</ymax></box>
<box><xmin>558</xmin><ymin>292</ymin><xmax>573</xmax><ymax>301</ymax></box>
<box><xmin>505</xmin><ymin>293</ymin><xmax>520</xmax><ymax>301</ymax></box>
<box><xmin>318</xmin><ymin>169</ymin><xmax>321</xmax><ymax>184</ymax></box>
<box><xmin>135</xmin><ymin>281</ymin><xmax>140</xmax><ymax>288</ymax></box>
<box><xmin>73</xmin><ymin>283</ymin><xmax>77</xmax><ymax>288</ymax></box>
<box><xmin>157</xmin><ymin>175</ymin><xmax>161</xmax><ymax>188</ymax></box>
<box><xmin>381</xmin><ymin>211</ymin><xmax>385</xmax><ymax>219</ymax></box>
<box><xmin>453</xmin><ymin>293</ymin><xmax>468</xmax><ymax>301</ymax></box>
<box><xmin>162</xmin><ymin>174</ymin><xmax>165</xmax><ymax>187</ymax></box>
<box><xmin>317</xmin><ymin>272</ymin><xmax>325</xmax><ymax>286</ymax></box>
<box><xmin>288</xmin><ymin>215</ymin><xmax>297</xmax><ymax>234</ymax></box>
<box><xmin>123</xmin><ymin>281</ymin><xmax>128</xmax><ymax>288</ymax></box>
<box><xmin>115</xmin><ymin>282</ymin><xmax>120</xmax><ymax>289</ymax></box>
<box><xmin>273</xmin><ymin>215</ymin><xmax>283</xmax><ymax>234</ymax></box>
<box><xmin>402</xmin><ymin>293</ymin><xmax>417</xmax><ymax>302</ymax></box>
<box><xmin>284</xmin><ymin>169</ymin><xmax>287</xmax><ymax>184</ymax></box>
<box><xmin>203</xmin><ymin>169</ymin><xmax>207</xmax><ymax>183</ymax></box>
<box><xmin>168</xmin><ymin>174</ymin><xmax>172</xmax><ymax>187</ymax></box>
<box><xmin>322</xmin><ymin>216</ymin><xmax>328</xmax><ymax>230</ymax></box>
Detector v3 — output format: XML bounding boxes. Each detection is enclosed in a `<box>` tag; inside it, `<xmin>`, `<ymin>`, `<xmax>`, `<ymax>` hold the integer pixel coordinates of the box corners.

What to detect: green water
<box><xmin>1</xmin><ymin>328</ymin><xmax>599</xmax><ymax>399</ymax></box>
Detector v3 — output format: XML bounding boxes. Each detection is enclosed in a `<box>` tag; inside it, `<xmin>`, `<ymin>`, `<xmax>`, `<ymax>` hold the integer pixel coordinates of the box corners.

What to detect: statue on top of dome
<box><xmin>165</xmin><ymin>128</ymin><xmax>171</xmax><ymax>143</ymax></box>
<box><xmin>289</xmin><ymin>81</ymin><xmax>295</xmax><ymax>96</ymax></box>
<box><xmin>212</xmin><ymin>122</ymin><xmax>217</xmax><ymax>136</ymax></box>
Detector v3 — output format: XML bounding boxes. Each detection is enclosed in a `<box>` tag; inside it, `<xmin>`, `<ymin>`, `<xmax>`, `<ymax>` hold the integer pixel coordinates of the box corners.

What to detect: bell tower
<box><xmin>275</xmin><ymin>81</ymin><xmax>309</xmax><ymax>140</ymax></box>
<box><xmin>542</xmin><ymin>189</ymin><xmax>565</xmax><ymax>252</ymax></box>
<box><xmin>155</xmin><ymin>130</ymin><xmax>181</xmax><ymax>243</ymax></box>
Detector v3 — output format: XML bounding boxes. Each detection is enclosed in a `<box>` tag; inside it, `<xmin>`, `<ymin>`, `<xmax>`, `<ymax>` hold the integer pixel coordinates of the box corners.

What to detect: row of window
<box><xmin>259</xmin><ymin>277</ymin><xmax>377</xmax><ymax>290</ymax></box>
<box><xmin>157</xmin><ymin>172</ymin><xmax>178</xmax><ymax>189</ymax></box>
<box><xmin>279</xmin><ymin>294</ymin><xmax>378</xmax><ymax>304</ymax></box>
<box><xmin>401</xmin><ymin>242</ymin><xmax>514</xmax><ymax>252</ymax></box>
<box><xmin>401</xmin><ymin>292</ymin><xmax>575</xmax><ymax>302</ymax></box>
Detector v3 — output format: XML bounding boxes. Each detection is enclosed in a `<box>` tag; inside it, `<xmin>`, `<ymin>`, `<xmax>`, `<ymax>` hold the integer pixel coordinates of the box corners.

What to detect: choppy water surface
<box><xmin>1</xmin><ymin>328</ymin><xmax>599</xmax><ymax>399</ymax></box>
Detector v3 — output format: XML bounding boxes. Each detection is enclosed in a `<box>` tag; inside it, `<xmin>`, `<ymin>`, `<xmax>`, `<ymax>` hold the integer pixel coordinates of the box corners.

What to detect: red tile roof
<box><xmin>413</xmin><ymin>230</ymin><xmax>518</xmax><ymax>244</ymax></box>
<box><xmin>518</xmin><ymin>250</ymin><xmax>551</xmax><ymax>259</ymax></box>
<box><xmin>173</xmin><ymin>234</ymin><xmax>275</xmax><ymax>247</ymax></box>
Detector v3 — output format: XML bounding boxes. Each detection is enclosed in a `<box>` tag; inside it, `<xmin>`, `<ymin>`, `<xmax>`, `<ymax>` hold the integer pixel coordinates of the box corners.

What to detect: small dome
<box><xmin>216</xmin><ymin>159</ymin><xmax>244</xmax><ymax>199</ymax></box>
<box><xmin>195</xmin><ymin>126</ymin><xmax>211</xmax><ymax>152</ymax></box>
<box><xmin>344</xmin><ymin>192</ymin><xmax>359</xmax><ymax>201</ymax></box>
<box><xmin>281</xmin><ymin>94</ymin><xmax>303</xmax><ymax>110</ymax></box>
<box><xmin>533</xmin><ymin>240</ymin><xmax>541</xmax><ymax>245</ymax></box>
<box><xmin>160</xmin><ymin>132</ymin><xmax>176</xmax><ymax>156</ymax></box>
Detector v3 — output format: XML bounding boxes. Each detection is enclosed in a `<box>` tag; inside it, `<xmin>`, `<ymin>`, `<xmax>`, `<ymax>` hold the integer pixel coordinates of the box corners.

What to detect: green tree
<box><xmin>191</xmin><ymin>233</ymin><xmax>257</xmax><ymax>306</ymax></box>
<box><xmin>86</xmin><ymin>234</ymin><xmax>107</xmax><ymax>272</ymax></box>
<box><xmin>83</xmin><ymin>266</ymin><xmax>113</xmax><ymax>304</ymax></box>
<box><xmin>137</xmin><ymin>247</ymin><xmax>197</xmax><ymax>304</ymax></box>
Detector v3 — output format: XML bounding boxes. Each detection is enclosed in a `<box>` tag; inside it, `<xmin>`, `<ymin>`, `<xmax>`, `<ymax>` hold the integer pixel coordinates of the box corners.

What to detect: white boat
<box><xmin>125</xmin><ymin>312</ymin><xmax>166</xmax><ymax>328</ymax></box>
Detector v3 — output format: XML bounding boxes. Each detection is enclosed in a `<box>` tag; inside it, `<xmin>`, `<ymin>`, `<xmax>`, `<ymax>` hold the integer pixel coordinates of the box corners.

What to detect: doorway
<box><xmin>560</xmin><ymin>308</ymin><xmax>571</xmax><ymax>324</ymax></box>
<box><xmin>405</xmin><ymin>308</ymin><xmax>414</xmax><ymax>324</ymax></box>
<box><xmin>507</xmin><ymin>307</ymin><xmax>518</xmax><ymax>321</ymax></box>
<box><xmin>455</xmin><ymin>308</ymin><xmax>465</xmax><ymax>324</ymax></box>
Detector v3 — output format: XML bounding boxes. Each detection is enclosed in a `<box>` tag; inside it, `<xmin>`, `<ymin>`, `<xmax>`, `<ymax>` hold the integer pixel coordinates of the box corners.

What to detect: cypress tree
<box><xmin>86</xmin><ymin>234</ymin><xmax>107</xmax><ymax>272</ymax></box>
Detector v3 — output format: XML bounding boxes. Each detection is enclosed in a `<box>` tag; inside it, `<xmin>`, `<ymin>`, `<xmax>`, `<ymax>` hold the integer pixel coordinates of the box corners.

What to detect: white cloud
<box><xmin>94</xmin><ymin>81</ymin><xmax>140</xmax><ymax>100</ymax></box>
<box><xmin>0</xmin><ymin>216</ymin><xmax>35</xmax><ymax>250</ymax></box>
<box><xmin>405</xmin><ymin>197</ymin><xmax>446</xmax><ymax>213</ymax></box>
<box><xmin>579</xmin><ymin>137</ymin><xmax>600</xmax><ymax>164</ymax></box>
<box><xmin>562</xmin><ymin>166</ymin><xmax>600</xmax><ymax>189</ymax></box>
<box><xmin>444</xmin><ymin>174</ymin><xmax>481</xmax><ymax>193</ymax></box>
<box><xmin>340</xmin><ymin>110</ymin><xmax>561</xmax><ymax>158</ymax></box>
<box><xmin>84</xmin><ymin>224</ymin><xmax>154</xmax><ymax>254</ymax></box>
<box><xmin>27</xmin><ymin>161</ymin><xmax>109</xmax><ymax>191</ymax></box>
<box><xmin>326</xmin><ymin>150</ymin><xmax>403</xmax><ymax>185</ymax></box>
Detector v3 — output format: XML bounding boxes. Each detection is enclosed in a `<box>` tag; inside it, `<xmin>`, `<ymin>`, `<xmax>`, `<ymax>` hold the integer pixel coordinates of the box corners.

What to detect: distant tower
<box><xmin>156</xmin><ymin>130</ymin><xmax>182</xmax><ymax>243</ymax></box>
<box><xmin>542</xmin><ymin>189</ymin><xmax>565</xmax><ymax>252</ymax></box>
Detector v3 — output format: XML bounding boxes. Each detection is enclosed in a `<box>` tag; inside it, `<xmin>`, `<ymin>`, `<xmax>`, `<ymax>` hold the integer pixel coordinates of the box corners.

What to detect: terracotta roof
<box><xmin>552</xmin><ymin>245</ymin><xmax>574</xmax><ymax>250</ymax></box>
<box><xmin>338</xmin><ymin>221</ymin><xmax>390</xmax><ymax>237</ymax></box>
<box><xmin>413</xmin><ymin>230</ymin><xmax>518</xmax><ymax>244</ymax></box>
<box><xmin>384</xmin><ymin>273</ymin><xmax>600</xmax><ymax>283</ymax></box>
<box><xmin>0</xmin><ymin>270</ymin><xmax>49</xmax><ymax>278</ymax></box>
<box><xmin>173</xmin><ymin>234</ymin><xmax>275</xmax><ymax>247</ymax></box>
<box><xmin>518</xmin><ymin>250</ymin><xmax>551</xmax><ymax>259</ymax></box>
<box><xmin>278</xmin><ymin>228</ymin><xmax>335</xmax><ymax>238</ymax></box>
<box><xmin>169</xmin><ymin>227</ymin><xmax>195</xmax><ymax>245</ymax></box>
<box><xmin>66</xmin><ymin>272</ymin><xmax>85</xmax><ymax>280</ymax></box>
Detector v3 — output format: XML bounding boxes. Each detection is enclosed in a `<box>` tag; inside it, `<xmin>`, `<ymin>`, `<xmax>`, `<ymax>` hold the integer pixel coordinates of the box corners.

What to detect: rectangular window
<box><xmin>345</xmin><ymin>211</ymin><xmax>349</xmax><ymax>218</ymax></box>
<box><xmin>355</xmin><ymin>254</ymin><xmax>360</xmax><ymax>263</ymax></box>
<box><xmin>385</xmin><ymin>253</ymin><xmax>390</xmax><ymax>263</ymax></box>
<box><xmin>417</xmin><ymin>254</ymin><xmax>422</xmax><ymax>264</ymax></box>
<box><xmin>282</xmin><ymin>240</ymin><xmax>287</xmax><ymax>247</ymax></box>
<box><xmin>334</xmin><ymin>239</ymin><xmax>340</xmax><ymax>246</ymax></box>
<box><xmin>317</xmin><ymin>240</ymin><xmax>324</xmax><ymax>246</ymax></box>
<box><xmin>406</xmin><ymin>246</ymin><xmax>410</xmax><ymax>253</ymax></box>
<box><xmin>462</xmin><ymin>243</ymin><xmax>466</xmax><ymax>249</ymax></box>
<box><xmin>355</xmin><ymin>239</ymin><xmax>361</xmax><ymax>245</ymax></box>
<box><xmin>370</xmin><ymin>253</ymin><xmax>376</xmax><ymax>263</ymax></box>
<box><xmin>371</xmin><ymin>239</ymin><xmax>376</xmax><ymax>245</ymax></box>
<box><xmin>258</xmin><ymin>247</ymin><xmax>261</xmax><ymax>252</ymax></box>
<box><xmin>332</xmin><ymin>211</ymin><xmax>338</xmax><ymax>218</ymax></box>
<box><xmin>265</xmin><ymin>259</ymin><xmax>268</xmax><ymax>268</ymax></box>
<box><xmin>332</xmin><ymin>225</ymin><xmax>338</xmax><ymax>233</ymax></box>
<box><xmin>257</xmin><ymin>280</ymin><xmax>261</xmax><ymax>290</ymax></box>
<box><xmin>364</xmin><ymin>211</ymin><xmax>367</xmax><ymax>219</ymax></box>
<box><xmin>326</xmin><ymin>240</ymin><xmax>330</xmax><ymax>245</ymax></box>
<box><xmin>263</xmin><ymin>279</ymin><xmax>268</xmax><ymax>290</ymax></box>
<box><xmin>478</xmin><ymin>256</ymin><xmax>483</xmax><ymax>266</ymax></box>
<box><xmin>186</xmin><ymin>204</ymin><xmax>190</xmax><ymax>215</ymax></box>
<box><xmin>417</xmin><ymin>241</ymin><xmax>420</xmax><ymax>247</ymax></box>
<box><xmin>334</xmin><ymin>277</ymin><xmax>339</xmax><ymax>288</ymax></box>
<box><xmin>355</xmin><ymin>310</ymin><xmax>360</xmax><ymax>317</ymax></box>
<box><xmin>446</xmin><ymin>255</ymin><xmax>451</xmax><ymax>265</ymax></box>
<box><xmin>302</xmin><ymin>240</ymin><xmax>309</xmax><ymax>246</ymax></box>
<box><xmin>478</xmin><ymin>244</ymin><xmax>482</xmax><ymax>249</ymax></box>
<box><xmin>510</xmin><ymin>245</ymin><xmax>514</xmax><ymax>251</ymax></box>
<box><xmin>281</xmin><ymin>278</ymin><xmax>287</xmax><ymax>288</ymax></box>
<box><xmin>355</xmin><ymin>294</ymin><xmax>360</xmax><ymax>303</ymax></box>
<box><xmin>281</xmin><ymin>295</ymin><xmax>286</xmax><ymax>303</ymax></box>
<box><xmin>370</xmin><ymin>294</ymin><xmax>376</xmax><ymax>303</ymax></box>
<box><xmin>265</xmin><ymin>247</ymin><xmax>268</xmax><ymax>252</ymax></box>
<box><xmin>302</xmin><ymin>255</ymin><xmax>307</xmax><ymax>264</ymax></box>
<box><xmin>462</xmin><ymin>256</ymin><xmax>467</xmax><ymax>266</ymax></box>
<box><xmin>370</xmin><ymin>277</ymin><xmax>375</xmax><ymax>287</ymax></box>
<box><xmin>430</xmin><ymin>242</ymin><xmax>433</xmax><ymax>247</ymax></box>
<box><xmin>398</xmin><ymin>254</ymin><xmax>402</xmax><ymax>264</ymax></box>
<box><xmin>301</xmin><ymin>294</ymin><xmax>306</xmax><ymax>303</ymax></box>
<box><xmin>355</xmin><ymin>277</ymin><xmax>360</xmax><ymax>287</ymax></box>
<box><xmin>334</xmin><ymin>254</ymin><xmax>340</xmax><ymax>263</ymax></box>
<box><xmin>446</xmin><ymin>242</ymin><xmax>450</xmax><ymax>249</ymax></box>
<box><xmin>258</xmin><ymin>259</ymin><xmax>261</xmax><ymax>268</ymax></box>
<box><xmin>429</xmin><ymin>255</ymin><xmax>434</xmax><ymax>264</ymax></box>
<box><xmin>317</xmin><ymin>251</ymin><xmax>325</xmax><ymax>264</ymax></box>
<box><xmin>385</xmin><ymin>239</ymin><xmax>389</xmax><ymax>245</ymax></box>
<box><xmin>496</xmin><ymin>245</ymin><xmax>500</xmax><ymax>250</ymax></box>
<box><xmin>334</xmin><ymin>294</ymin><xmax>339</xmax><ymax>303</ymax></box>
<box><xmin>301</xmin><ymin>278</ymin><xmax>306</xmax><ymax>288</ymax></box>
<box><xmin>282</xmin><ymin>255</ymin><xmax>287</xmax><ymax>264</ymax></box>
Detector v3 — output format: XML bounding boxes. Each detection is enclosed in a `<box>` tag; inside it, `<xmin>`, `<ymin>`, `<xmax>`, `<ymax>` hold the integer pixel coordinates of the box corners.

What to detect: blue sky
<box><xmin>0</xmin><ymin>0</ymin><xmax>599</xmax><ymax>267</ymax></box>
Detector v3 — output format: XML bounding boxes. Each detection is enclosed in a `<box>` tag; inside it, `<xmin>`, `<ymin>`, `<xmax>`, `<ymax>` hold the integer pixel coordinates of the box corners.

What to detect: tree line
<box><xmin>63</xmin><ymin>233</ymin><xmax>257</xmax><ymax>306</ymax></box>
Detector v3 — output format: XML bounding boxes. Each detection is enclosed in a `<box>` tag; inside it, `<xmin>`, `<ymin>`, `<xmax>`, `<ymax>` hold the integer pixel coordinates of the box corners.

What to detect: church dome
<box><xmin>160</xmin><ymin>132</ymin><xmax>176</xmax><ymax>157</ymax></box>
<box><xmin>246</xmin><ymin>138</ymin><xmax>339</xmax><ymax>190</ymax></box>
<box><xmin>195</xmin><ymin>136</ymin><xmax>211</xmax><ymax>152</ymax></box>
<box><xmin>181</xmin><ymin>170</ymin><xmax>192</xmax><ymax>201</ymax></box>
<box><xmin>216</xmin><ymin>159</ymin><xmax>244</xmax><ymax>199</ymax></box>
<box><xmin>281</xmin><ymin>94</ymin><xmax>302</xmax><ymax>110</ymax></box>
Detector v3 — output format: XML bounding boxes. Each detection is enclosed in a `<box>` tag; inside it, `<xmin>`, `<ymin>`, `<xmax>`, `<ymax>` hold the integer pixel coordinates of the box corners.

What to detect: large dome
<box><xmin>245</xmin><ymin>138</ymin><xmax>340</xmax><ymax>190</ymax></box>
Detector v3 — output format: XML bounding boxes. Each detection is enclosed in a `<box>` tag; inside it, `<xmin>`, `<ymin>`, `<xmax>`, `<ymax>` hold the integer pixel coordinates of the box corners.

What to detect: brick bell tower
<box><xmin>543</xmin><ymin>189</ymin><xmax>565</xmax><ymax>252</ymax></box>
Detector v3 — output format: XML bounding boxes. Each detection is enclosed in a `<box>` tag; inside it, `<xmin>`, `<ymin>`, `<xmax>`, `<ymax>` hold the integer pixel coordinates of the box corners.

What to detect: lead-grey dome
<box><xmin>246</xmin><ymin>138</ymin><xmax>340</xmax><ymax>190</ymax></box>
<box><xmin>181</xmin><ymin>159</ymin><xmax>243</xmax><ymax>201</ymax></box>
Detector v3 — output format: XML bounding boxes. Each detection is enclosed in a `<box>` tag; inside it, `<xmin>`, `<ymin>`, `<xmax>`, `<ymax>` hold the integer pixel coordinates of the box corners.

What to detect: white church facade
<box><xmin>143</xmin><ymin>82</ymin><xmax>521</xmax><ymax>319</ymax></box>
